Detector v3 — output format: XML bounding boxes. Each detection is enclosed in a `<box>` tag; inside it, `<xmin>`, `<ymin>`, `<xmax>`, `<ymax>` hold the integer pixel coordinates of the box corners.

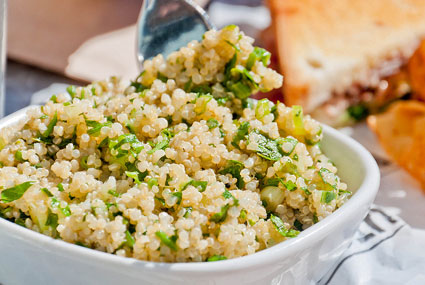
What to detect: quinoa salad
<box><xmin>0</xmin><ymin>26</ymin><xmax>350</xmax><ymax>262</ymax></box>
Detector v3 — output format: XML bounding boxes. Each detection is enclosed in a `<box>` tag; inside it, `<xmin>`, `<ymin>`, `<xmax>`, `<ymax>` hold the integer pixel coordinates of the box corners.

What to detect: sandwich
<box><xmin>268</xmin><ymin>0</ymin><xmax>425</xmax><ymax>125</ymax></box>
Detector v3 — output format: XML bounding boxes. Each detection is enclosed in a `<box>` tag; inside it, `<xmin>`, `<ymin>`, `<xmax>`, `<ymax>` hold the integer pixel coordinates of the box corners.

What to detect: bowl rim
<box><xmin>0</xmin><ymin>107</ymin><xmax>380</xmax><ymax>274</ymax></box>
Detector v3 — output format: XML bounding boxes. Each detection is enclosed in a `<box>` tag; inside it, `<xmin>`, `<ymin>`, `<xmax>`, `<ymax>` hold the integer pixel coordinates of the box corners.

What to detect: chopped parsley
<box><xmin>210</xmin><ymin>204</ymin><xmax>230</xmax><ymax>223</ymax></box>
<box><xmin>1</xmin><ymin>181</ymin><xmax>35</xmax><ymax>203</ymax></box>
<box><xmin>219</xmin><ymin>160</ymin><xmax>245</xmax><ymax>189</ymax></box>
<box><xmin>232</xmin><ymin>121</ymin><xmax>250</xmax><ymax>149</ymax></box>
<box><xmin>255</xmin><ymin>132</ymin><xmax>283</xmax><ymax>161</ymax></box>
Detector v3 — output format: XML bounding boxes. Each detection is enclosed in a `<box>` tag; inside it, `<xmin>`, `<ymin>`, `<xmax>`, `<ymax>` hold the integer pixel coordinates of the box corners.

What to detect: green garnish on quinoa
<box><xmin>0</xmin><ymin>26</ymin><xmax>350</xmax><ymax>263</ymax></box>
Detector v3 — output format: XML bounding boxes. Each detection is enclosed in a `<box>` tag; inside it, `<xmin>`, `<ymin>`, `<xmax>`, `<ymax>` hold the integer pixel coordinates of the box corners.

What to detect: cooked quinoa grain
<box><xmin>0</xmin><ymin>26</ymin><xmax>350</xmax><ymax>262</ymax></box>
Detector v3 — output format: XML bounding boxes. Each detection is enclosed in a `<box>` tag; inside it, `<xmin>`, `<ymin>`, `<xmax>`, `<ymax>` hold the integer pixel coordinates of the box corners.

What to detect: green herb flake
<box><xmin>125</xmin><ymin>230</ymin><xmax>135</xmax><ymax>248</ymax></box>
<box><xmin>157</xmin><ymin>72</ymin><xmax>168</xmax><ymax>83</ymax></box>
<box><xmin>232</xmin><ymin>121</ymin><xmax>250</xmax><ymax>149</ymax></box>
<box><xmin>148</xmin><ymin>178</ymin><xmax>158</xmax><ymax>189</ymax></box>
<box><xmin>270</xmin><ymin>214</ymin><xmax>299</xmax><ymax>238</ymax></box>
<box><xmin>40</xmin><ymin>187</ymin><xmax>53</xmax><ymax>197</ymax></box>
<box><xmin>277</xmin><ymin>137</ymin><xmax>298</xmax><ymax>156</ymax></box>
<box><xmin>80</xmin><ymin>156</ymin><xmax>89</xmax><ymax>170</ymax></box>
<box><xmin>66</xmin><ymin>85</ymin><xmax>77</xmax><ymax>98</ymax></box>
<box><xmin>14</xmin><ymin>150</ymin><xmax>25</xmax><ymax>163</ymax></box>
<box><xmin>209</xmin><ymin>204</ymin><xmax>230</xmax><ymax>223</ymax></box>
<box><xmin>172</xmin><ymin>191</ymin><xmax>182</xmax><ymax>205</ymax></box>
<box><xmin>219</xmin><ymin>160</ymin><xmax>245</xmax><ymax>189</ymax></box>
<box><xmin>155</xmin><ymin>196</ymin><xmax>166</xmax><ymax>206</ymax></box>
<box><xmin>292</xmin><ymin>106</ymin><xmax>305</xmax><ymax>136</ymax></box>
<box><xmin>222</xmin><ymin>190</ymin><xmax>239</xmax><ymax>206</ymax></box>
<box><xmin>294</xmin><ymin>219</ymin><xmax>303</xmax><ymax>231</ymax></box>
<box><xmin>42</xmin><ymin>112</ymin><xmax>58</xmax><ymax>139</ymax></box>
<box><xmin>108</xmin><ymin>189</ymin><xmax>120</xmax><ymax>197</ymax></box>
<box><xmin>207</xmin><ymin>118</ymin><xmax>219</xmax><ymax>129</ymax></box>
<box><xmin>255</xmin><ymin>99</ymin><xmax>271</xmax><ymax>120</ymax></box>
<box><xmin>207</xmin><ymin>255</ymin><xmax>227</xmax><ymax>262</ymax></box>
<box><xmin>255</xmin><ymin>132</ymin><xmax>283</xmax><ymax>161</ymax></box>
<box><xmin>284</xmin><ymin>180</ymin><xmax>297</xmax><ymax>192</ymax></box>
<box><xmin>183</xmin><ymin>206</ymin><xmax>193</xmax><ymax>218</ymax></box>
<box><xmin>1</xmin><ymin>181</ymin><xmax>35</xmax><ymax>203</ymax></box>
<box><xmin>85</xmin><ymin>119</ymin><xmax>112</xmax><ymax>136</ymax></box>
<box><xmin>224</xmin><ymin>40</ymin><xmax>241</xmax><ymax>52</ymax></box>
<box><xmin>246</xmin><ymin>47</ymin><xmax>271</xmax><ymax>70</ymax></box>
<box><xmin>57</xmin><ymin>183</ymin><xmax>64</xmax><ymax>192</ymax></box>
<box><xmin>45</xmin><ymin>211</ymin><xmax>58</xmax><ymax>228</ymax></box>
<box><xmin>155</xmin><ymin>230</ymin><xmax>178</xmax><ymax>251</ymax></box>
<box><xmin>51</xmin><ymin>197</ymin><xmax>71</xmax><ymax>217</ymax></box>
<box><xmin>318</xmin><ymin>168</ymin><xmax>338</xmax><ymax>190</ymax></box>
<box><xmin>147</xmin><ymin>137</ymin><xmax>169</xmax><ymax>154</ymax></box>
<box><xmin>321</xmin><ymin>191</ymin><xmax>337</xmax><ymax>204</ymax></box>
<box><xmin>125</xmin><ymin>171</ymin><xmax>146</xmax><ymax>184</ymax></box>
<box><xmin>181</xmin><ymin>180</ymin><xmax>208</xmax><ymax>192</ymax></box>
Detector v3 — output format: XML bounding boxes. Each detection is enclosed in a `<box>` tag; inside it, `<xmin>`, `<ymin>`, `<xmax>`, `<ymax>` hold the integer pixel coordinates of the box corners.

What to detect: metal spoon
<box><xmin>136</xmin><ymin>0</ymin><xmax>215</xmax><ymax>70</ymax></box>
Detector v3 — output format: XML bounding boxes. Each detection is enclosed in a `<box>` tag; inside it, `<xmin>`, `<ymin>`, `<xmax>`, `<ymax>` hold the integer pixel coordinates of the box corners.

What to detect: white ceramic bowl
<box><xmin>0</xmin><ymin>106</ymin><xmax>380</xmax><ymax>285</ymax></box>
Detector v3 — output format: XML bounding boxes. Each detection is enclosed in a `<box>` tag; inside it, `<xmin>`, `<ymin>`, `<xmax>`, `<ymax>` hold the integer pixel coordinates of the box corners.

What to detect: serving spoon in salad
<box><xmin>136</xmin><ymin>0</ymin><xmax>215</xmax><ymax>70</ymax></box>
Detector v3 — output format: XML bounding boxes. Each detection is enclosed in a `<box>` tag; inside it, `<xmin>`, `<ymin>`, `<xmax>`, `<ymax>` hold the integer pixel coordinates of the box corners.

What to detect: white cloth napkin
<box><xmin>318</xmin><ymin>205</ymin><xmax>425</xmax><ymax>285</ymax></box>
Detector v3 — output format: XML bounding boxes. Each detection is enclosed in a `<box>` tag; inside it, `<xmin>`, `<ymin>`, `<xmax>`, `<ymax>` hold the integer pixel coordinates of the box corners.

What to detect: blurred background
<box><xmin>6</xmin><ymin>0</ymin><xmax>267</xmax><ymax>115</ymax></box>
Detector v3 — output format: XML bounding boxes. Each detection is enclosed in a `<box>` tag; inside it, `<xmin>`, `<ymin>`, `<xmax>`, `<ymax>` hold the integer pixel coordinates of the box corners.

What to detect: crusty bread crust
<box><xmin>269</xmin><ymin>0</ymin><xmax>425</xmax><ymax>112</ymax></box>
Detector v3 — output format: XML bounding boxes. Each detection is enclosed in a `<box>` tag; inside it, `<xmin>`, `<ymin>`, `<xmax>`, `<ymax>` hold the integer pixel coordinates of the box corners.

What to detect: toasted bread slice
<box><xmin>269</xmin><ymin>0</ymin><xmax>425</xmax><ymax>113</ymax></box>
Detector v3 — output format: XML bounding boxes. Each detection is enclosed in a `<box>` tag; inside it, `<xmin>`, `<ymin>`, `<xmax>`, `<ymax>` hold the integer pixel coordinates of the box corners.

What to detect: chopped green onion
<box><xmin>125</xmin><ymin>230</ymin><xmax>135</xmax><ymax>248</ymax></box>
<box><xmin>207</xmin><ymin>255</ymin><xmax>227</xmax><ymax>262</ymax></box>
<box><xmin>224</xmin><ymin>40</ymin><xmax>241</xmax><ymax>52</ymax></box>
<box><xmin>292</xmin><ymin>106</ymin><xmax>304</xmax><ymax>136</ymax></box>
<box><xmin>66</xmin><ymin>85</ymin><xmax>77</xmax><ymax>98</ymax></box>
<box><xmin>270</xmin><ymin>214</ymin><xmax>299</xmax><ymax>238</ymax></box>
<box><xmin>155</xmin><ymin>231</ymin><xmax>178</xmax><ymax>251</ymax></box>
<box><xmin>42</xmin><ymin>112</ymin><xmax>58</xmax><ymax>138</ymax></box>
<box><xmin>318</xmin><ymin>168</ymin><xmax>338</xmax><ymax>190</ymax></box>
<box><xmin>255</xmin><ymin>99</ymin><xmax>271</xmax><ymax>120</ymax></box>
<box><xmin>40</xmin><ymin>187</ymin><xmax>53</xmax><ymax>197</ymax></box>
<box><xmin>246</xmin><ymin>47</ymin><xmax>271</xmax><ymax>70</ymax></box>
